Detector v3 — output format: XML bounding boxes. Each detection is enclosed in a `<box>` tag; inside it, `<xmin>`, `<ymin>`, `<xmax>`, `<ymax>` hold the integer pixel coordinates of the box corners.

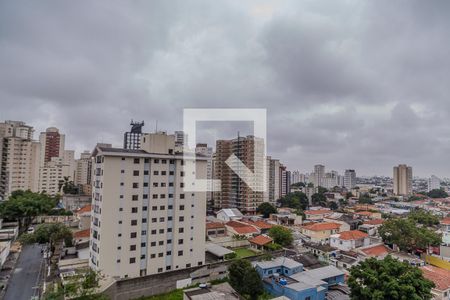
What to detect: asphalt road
<box><xmin>4</xmin><ymin>244</ymin><xmax>43</xmax><ymax>300</ymax></box>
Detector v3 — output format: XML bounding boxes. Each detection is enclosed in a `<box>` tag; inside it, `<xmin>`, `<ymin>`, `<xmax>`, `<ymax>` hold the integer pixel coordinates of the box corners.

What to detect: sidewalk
<box><xmin>0</xmin><ymin>242</ymin><xmax>22</xmax><ymax>300</ymax></box>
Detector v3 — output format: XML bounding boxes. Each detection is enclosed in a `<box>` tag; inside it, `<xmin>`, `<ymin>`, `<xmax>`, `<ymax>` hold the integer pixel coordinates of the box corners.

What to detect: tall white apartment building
<box><xmin>291</xmin><ymin>171</ymin><xmax>301</xmax><ymax>184</ymax></box>
<box><xmin>90</xmin><ymin>132</ymin><xmax>207</xmax><ymax>278</ymax></box>
<box><xmin>75</xmin><ymin>151</ymin><xmax>93</xmax><ymax>186</ymax></box>
<box><xmin>393</xmin><ymin>164</ymin><xmax>413</xmax><ymax>196</ymax></box>
<box><xmin>0</xmin><ymin>121</ymin><xmax>40</xmax><ymax>199</ymax></box>
<box><xmin>427</xmin><ymin>175</ymin><xmax>441</xmax><ymax>192</ymax></box>
<box><xmin>313</xmin><ymin>164</ymin><xmax>325</xmax><ymax>188</ymax></box>
<box><xmin>344</xmin><ymin>169</ymin><xmax>356</xmax><ymax>189</ymax></box>
<box><xmin>195</xmin><ymin>144</ymin><xmax>213</xmax><ymax>211</ymax></box>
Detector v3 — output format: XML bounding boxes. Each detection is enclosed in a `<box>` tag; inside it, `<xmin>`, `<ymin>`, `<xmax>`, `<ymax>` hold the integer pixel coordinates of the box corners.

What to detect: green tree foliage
<box><xmin>358</xmin><ymin>193</ymin><xmax>374</xmax><ymax>204</ymax></box>
<box><xmin>256</xmin><ymin>202</ymin><xmax>277</xmax><ymax>218</ymax></box>
<box><xmin>427</xmin><ymin>189</ymin><xmax>448</xmax><ymax>198</ymax></box>
<box><xmin>345</xmin><ymin>192</ymin><xmax>353</xmax><ymax>199</ymax></box>
<box><xmin>328</xmin><ymin>202</ymin><xmax>338</xmax><ymax>210</ymax></box>
<box><xmin>228</xmin><ymin>260</ymin><xmax>263</xmax><ymax>300</ymax></box>
<box><xmin>317</xmin><ymin>186</ymin><xmax>328</xmax><ymax>194</ymax></box>
<box><xmin>291</xmin><ymin>182</ymin><xmax>305</xmax><ymax>188</ymax></box>
<box><xmin>311</xmin><ymin>193</ymin><xmax>327</xmax><ymax>207</ymax></box>
<box><xmin>348</xmin><ymin>255</ymin><xmax>434</xmax><ymax>300</ymax></box>
<box><xmin>408</xmin><ymin>209</ymin><xmax>440</xmax><ymax>227</ymax></box>
<box><xmin>268</xmin><ymin>225</ymin><xmax>293</xmax><ymax>247</ymax></box>
<box><xmin>379</xmin><ymin>218</ymin><xmax>441</xmax><ymax>252</ymax></box>
<box><xmin>277</xmin><ymin>192</ymin><xmax>309</xmax><ymax>210</ymax></box>
<box><xmin>58</xmin><ymin>176</ymin><xmax>80</xmax><ymax>195</ymax></box>
<box><xmin>20</xmin><ymin>223</ymin><xmax>74</xmax><ymax>250</ymax></box>
<box><xmin>0</xmin><ymin>190</ymin><xmax>57</xmax><ymax>229</ymax></box>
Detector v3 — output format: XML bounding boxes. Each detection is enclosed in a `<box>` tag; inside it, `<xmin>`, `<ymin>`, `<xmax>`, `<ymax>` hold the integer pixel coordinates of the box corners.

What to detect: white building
<box><xmin>90</xmin><ymin>132</ymin><xmax>207</xmax><ymax>278</ymax></box>
<box><xmin>330</xmin><ymin>230</ymin><xmax>370</xmax><ymax>251</ymax></box>
<box><xmin>313</xmin><ymin>164</ymin><xmax>325</xmax><ymax>188</ymax></box>
<box><xmin>427</xmin><ymin>175</ymin><xmax>441</xmax><ymax>192</ymax></box>
<box><xmin>195</xmin><ymin>144</ymin><xmax>213</xmax><ymax>209</ymax></box>
<box><xmin>393</xmin><ymin>164</ymin><xmax>413</xmax><ymax>195</ymax></box>
<box><xmin>344</xmin><ymin>169</ymin><xmax>356</xmax><ymax>190</ymax></box>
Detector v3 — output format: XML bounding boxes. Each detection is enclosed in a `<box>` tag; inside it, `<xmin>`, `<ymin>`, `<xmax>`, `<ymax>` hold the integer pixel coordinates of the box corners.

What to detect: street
<box><xmin>4</xmin><ymin>244</ymin><xmax>44</xmax><ymax>300</ymax></box>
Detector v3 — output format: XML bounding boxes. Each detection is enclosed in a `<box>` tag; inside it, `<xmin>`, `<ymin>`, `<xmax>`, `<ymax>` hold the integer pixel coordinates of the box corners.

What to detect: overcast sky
<box><xmin>1</xmin><ymin>0</ymin><xmax>450</xmax><ymax>177</ymax></box>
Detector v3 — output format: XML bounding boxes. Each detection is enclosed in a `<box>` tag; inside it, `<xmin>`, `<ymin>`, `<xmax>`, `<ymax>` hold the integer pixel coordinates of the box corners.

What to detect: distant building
<box><xmin>427</xmin><ymin>175</ymin><xmax>441</xmax><ymax>192</ymax></box>
<box><xmin>123</xmin><ymin>120</ymin><xmax>144</xmax><ymax>150</ymax></box>
<box><xmin>291</xmin><ymin>171</ymin><xmax>301</xmax><ymax>184</ymax></box>
<box><xmin>280</xmin><ymin>165</ymin><xmax>291</xmax><ymax>198</ymax></box>
<box><xmin>393</xmin><ymin>164</ymin><xmax>413</xmax><ymax>195</ymax></box>
<box><xmin>313</xmin><ymin>164</ymin><xmax>325</xmax><ymax>188</ymax></box>
<box><xmin>195</xmin><ymin>143</ymin><xmax>213</xmax><ymax>211</ymax></box>
<box><xmin>344</xmin><ymin>169</ymin><xmax>356</xmax><ymax>189</ymax></box>
<box><xmin>0</xmin><ymin>121</ymin><xmax>40</xmax><ymax>199</ymax></box>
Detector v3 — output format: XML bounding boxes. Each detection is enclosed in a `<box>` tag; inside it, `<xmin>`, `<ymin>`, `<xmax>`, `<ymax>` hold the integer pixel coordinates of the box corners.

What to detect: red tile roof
<box><xmin>338</xmin><ymin>230</ymin><xmax>368</xmax><ymax>240</ymax></box>
<box><xmin>355</xmin><ymin>211</ymin><xmax>373</xmax><ymax>216</ymax></box>
<box><xmin>305</xmin><ymin>209</ymin><xmax>332</xmax><ymax>215</ymax></box>
<box><xmin>249</xmin><ymin>235</ymin><xmax>273</xmax><ymax>246</ymax></box>
<box><xmin>364</xmin><ymin>219</ymin><xmax>384</xmax><ymax>225</ymax></box>
<box><xmin>360</xmin><ymin>244</ymin><xmax>391</xmax><ymax>257</ymax></box>
<box><xmin>74</xmin><ymin>229</ymin><xmax>90</xmax><ymax>239</ymax></box>
<box><xmin>243</xmin><ymin>220</ymin><xmax>273</xmax><ymax>230</ymax></box>
<box><xmin>420</xmin><ymin>265</ymin><xmax>450</xmax><ymax>291</ymax></box>
<box><xmin>302</xmin><ymin>222</ymin><xmax>341</xmax><ymax>231</ymax></box>
<box><xmin>76</xmin><ymin>204</ymin><xmax>92</xmax><ymax>214</ymax></box>
<box><xmin>226</xmin><ymin>221</ymin><xmax>258</xmax><ymax>234</ymax></box>
<box><xmin>441</xmin><ymin>217</ymin><xmax>450</xmax><ymax>225</ymax></box>
<box><xmin>206</xmin><ymin>222</ymin><xmax>225</xmax><ymax>229</ymax></box>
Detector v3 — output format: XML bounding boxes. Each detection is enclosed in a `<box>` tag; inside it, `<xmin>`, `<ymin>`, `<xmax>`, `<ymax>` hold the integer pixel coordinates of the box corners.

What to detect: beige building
<box><xmin>393</xmin><ymin>164</ymin><xmax>412</xmax><ymax>195</ymax></box>
<box><xmin>0</xmin><ymin>121</ymin><xmax>40</xmax><ymax>200</ymax></box>
<box><xmin>90</xmin><ymin>132</ymin><xmax>207</xmax><ymax>278</ymax></box>
<box><xmin>75</xmin><ymin>150</ymin><xmax>93</xmax><ymax>193</ymax></box>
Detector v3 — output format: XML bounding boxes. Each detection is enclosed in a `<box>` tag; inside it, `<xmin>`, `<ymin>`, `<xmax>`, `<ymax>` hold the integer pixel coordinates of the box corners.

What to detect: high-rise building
<box><xmin>265</xmin><ymin>157</ymin><xmax>280</xmax><ymax>205</ymax></box>
<box><xmin>174</xmin><ymin>131</ymin><xmax>187</xmax><ymax>148</ymax></box>
<box><xmin>123</xmin><ymin>121</ymin><xmax>145</xmax><ymax>150</ymax></box>
<box><xmin>75</xmin><ymin>151</ymin><xmax>93</xmax><ymax>194</ymax></box>
<box><xmin>291</xmin><ymin>170</ymin><xmax>301</xmax><ymax>184</ymax></box>
<box><xmin>38</xmin><ymin>127</ymin><xmax>76</xmax><ymax>195</ymax></box>
<box><xmin>195</xmin><ymin>143</ymin><xmax>213</xmax><ymax>211</ymax></box>
<box><xmin>280</xmin><ymin>165</ymin><xmax>291</xmax><ymax>197</ymax></box>
<box><xmin>213</xmin><ymin>135</ymin><xmax>265</xmax><ymax>214</ymax></box>
<box><xmin>0</xmin><ymin>121</ymin><xmax>40</xmax><ymax>200</ymax></box>
<box><xmin>313</xmin><ymin>164</ymin><xmax>325</xmax><ymax>188</ymax></box>
<box><xmin>344</xmin><ymin>169</ymin><xmax>356</xmax><ymax>189</ymax></box>
<box><xmin>324</xmin><ymin>171</ymin><xmax>339</xmax><ymax>189</ymax></box>
<box><xmin>39</xmin><ymin>127</ymin><xmax>65</xmax><ymax>164</ymax></box>
<box><xmin>393</xmin><ymin>164</ymin><xmax>413</xmax><ymax>196</ymax></box>
<box><xmin>90</xmin><ymin>132</ymin><xmax>207</xmax><ymax>278</ymax></box>
<box><xmin>427</xmin><ymin>175</ymin><xmax>441</xmax><ymax>192</ymax></box>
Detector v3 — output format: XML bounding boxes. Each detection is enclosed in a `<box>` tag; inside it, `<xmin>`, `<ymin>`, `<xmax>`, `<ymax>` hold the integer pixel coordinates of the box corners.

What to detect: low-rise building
<box><xmin>420</xmin><ymin>265</ymin><xmax>450</xmax><ymax>300</ymax></box>
<box><xmin>216</xmin><ymin>208</ymin><xmax>244</xmax><ymax>222</ymax></box>
<box><xmin>225</xmin><ymin>221</ymin><xmax>259</xmax><ymax>237</ymax></box>
<box><xmin>304</xmin><ymin>209</ymin><xmax>332</xmax><ymax>221</ymax></box>
<box><xmin>300</xmin><ymin>222</ymin><xmax>341</xmax><ymax>243</ymax></box>
<box><xmin>205</xmin><ymin>222</ymin><xmax>227</xmax><ymax>239</ymax></box>
<box><xmin>329</xmin><ymin>230</ymin><xmax>370</xmax><ymax>251</ymax></box>
<box><xmin>249</xmin><ymin>235</ymin><xmax>273</xmax><ymax>250</ymax></box>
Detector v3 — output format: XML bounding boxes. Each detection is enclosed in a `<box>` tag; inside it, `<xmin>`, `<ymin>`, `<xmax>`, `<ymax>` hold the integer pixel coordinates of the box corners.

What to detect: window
<box><xmin>168</xmin><ymin>216</ymin><xmax>173</xmax><ymax>221</ymax></box>
<box><xmin>141</xmin><ymin>242</ymin><xmax>146</xmax><ymax>247</ymax></box>
<box><xmin>178</xmin><ymin>250</ymin><xmax>183</xmax><ymax>256</ymax></box>
<box><xmin>144</xmin><ymin>158</ymin><xmax>150</xmax><ymax>163</ymax></box>
<box><xmin>152</xmin><ymin>218</ymin><xmax>157</xmax><ymax>223</ymax></box>
<box><xmin>159</xmin><ymin>229</ymin><xmax>164</xmax><ymax>234</ymax></box>
<box><xmin>180</xmin><ymin>171</ymin><xmax>185</xmax><ymax>177</ymax></box>
<box><xmin>141</xmin><ymin>230</ymin><xmax>147</xmax><ymax>235</ymax></box>
<box><xmin>186</xmin><ymin>263</ymin><xmax>191</xmax><ymax>268</ymax></box>
<box><xmin>144</xmin><ymin>182</ymin><xmax>148</xmax><ymax>187</ymax></box>
<box><xmin>118</xmin><ymin>221</ymin><xmax>122</xmax><ymax>224</ymax></box>
<box><xmin>121</xmin><ymin>157</ymin><xmax>126</xmax><ymax>161</ymax></box>
<box><xmin>180</xmin><ymin>194</ymin><xmax>185</xmax><ymax>199</ymax></box>
<box><xmin>144</xmin><ymin>170</ymin><xmax>149</xmax><ymax>175</ymax></box>
<box><xmin>120</xmin><ymin>182</ymin><xmax>124</xmax><ymax>186</ymax></box>
<box><xmin>161</xmin><ymin>171</ymin><xmax>166</xmax><ymax>175</ymax></box>
<box><xmin>179</xmin><ymin>205</ymin><xmax>185</xmax><ymax>210</ymax></box>
<box><xmin>129</xmin><ymin>257</ymin><xmax>136</xmax><ymax>263</ymax></box>
<box><xmin>143</xmin><ymin>194</ymin><xmax>148</xmax><ymax>199</ymax></box>
<box><xmin>169</xmin><ymin>159</ymin><xmax>175</xmax><ymax>164</ymax></box>
<box><xmin>169</xmin><ymin>183</ymin><xmax>174</xmax><ymax>187</ymax></box>
<box><xmin>119</xmin><ymin>207</ymin><xmax>123</xmax><ymax>212</ymax></box>
<box><xmin>161</xmin><ymin>182</ymin><xmax>166</xmax><ymax>187</ymax></box>
<box><xmin>132</xmin><ymin>195</ymin><xmax>139</xmax><ymax>201</ymax></box>
<box><xmin>117</xmin><ymin>246</ymin><xmax>121</xmax><ymax>250</ymax></box>
<box><xmin>160</xmin><ymin>217</ymin><xmax>165</xmax><ymax>222</ymax></box>
<box><xmin>168</xmin><ymin>228</ymin><xmax>172</xmax><ymax>233</ymax></box>
<box><xmin>151</xmin><ymin>242</ymin><xmax>156</xmax><ymax>247</ymax></box>
<box><xmin>153</xmin><ymin>171</ymin><xmax>159</xmax><ymax>175</ymax></box>
<box><xmin>166</xmin><ymin>266</ymin><xmax>171</xmax><ymax>271</ymax></box>
<box><xmin>134</xmin><ymin>158</ymin><xmax>140</xmax><ymax>164</ymax></box>
<box><xmin>153</xmin><ymin>182</ymin><xmax>158</xmax><ymax>187</ymax></box>
<box><xmin>168</xmin><ymin>205</ymin><xmax>173</xmax><ymax>210</ymax></box>
<box><xmin>120</xmin><ymin>195</ymin><xmax>124</xmax><ymax>199</ymax></box>
<box><xmin>132</xmin><ymin>207</ymin><xmax>138</xmax><ymax>213</ymax></box>
<box><xmin>151</xmin><ymin>230</ymin><xmax>156</xmax><ymax>234</ymax></box>
<box><xmin>130</xmin><ymin>245</ymin><xmax>136</xmax><ymax>251</ymax></box>
<box><xmin>169</xmin><ymin>171</ymin><xmax>174</xmax><ymax>175</ymax></box>
<box><xmin>133</xmin><ymin>183</ymin><xmax>139</xmax><ymax>188</ymax></box>
<box><xmin>142</xmin><ymin>218</ymin><xmax>147</xmax><ymax>223</ymax></box>
<box><xmin>158</xmin><ymin>268</ymin><xmax>163</xmax><ymax>273</ymax></box>
<box><xmin>117</xmin><ymin>259</ymin><xmax>121</xmax><ymax>263</ymax></box>
<box><xmin>160</xmin><ymin>205</ymin><xmax>165</xmax><ymax>210</ymax></box>
<box><xmin>152</xmin><ymin>194</ymin><xmax>158</xmax><ymax>199</ymax></box>
<box><xmin>158</xmin><ymin>253</ymin><xmax>163</xmax><ymax>257</ymax></box>
<box><xmin>167</xmin><ymin>239</ymin><xmax>172</xmax><ymax>244</ymax></box>
<box><xmin>162</xmin><ymin>159</ymin><xmax>167</xmax><ymax>164</ymax></box>
<box><xmin>130</xmin><ymin>232</ymin><xmax>137</xmax><ymax>238</ymax></box>
<box><xmin>152</xmin><ymin>206</ymin><xmax>157</xmax><ymax>211</ymax></box>
<box><xmin>121</xmin><ymin>170</ymin><xmax>125</xmax><ymax>174</ymax></box>
<box><xmin>160</xmin><ymin>194</ymin><xmax>166</xmax><ymax>199</ymax></box>
<box><xmin>141</xmin><ymin>255</ymin><xmax>146</xmax><ymax>260</ymax></box>
<box><xmin>154</xmin><ymin>159</ymin><xmax>159</xmax><ymax>163</ymax></box>
<box><xmin>150</xmin><ymin>254</ymin><xmax>156</xmax><ymax>259</ymax></box>
<box><xmin>179</xmin><ymin>216</ymin><xmax>184</xmax><ymax>222</ymax></box>
<box><xmin>178</xmin><ymin>239</ymin><xmax>183</xmax><ymax>245</ymax></box>
<box><xmin>179</xmin><ymin>228</ymin><xmax>184</xmax><ymax>233</ymax></box>
<box><xmin>133</xmin><ymin>170</ymin><xmax>139</xmax><ymax>176</ymax></box>
<box><xmin>180</xmin><ymin>183</ymin><xmax>184</xmax><ymax>188</ymax></box>
<box><xmin>159</xmin><ymin>241</ymin><xmax>164</xmax><ymax>246</ymax></box>
<box><xmin>143</xmin><ymin>206</ymin><xmax>147</xmax><ymax>211</ymax></box>
<box><xmin>118</xmin><ymin>233</ymin><xmax>122</xmax><ymax>237</ymax></box>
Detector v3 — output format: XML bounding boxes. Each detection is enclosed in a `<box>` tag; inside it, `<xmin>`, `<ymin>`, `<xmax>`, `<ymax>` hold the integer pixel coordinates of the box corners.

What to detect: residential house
<box><xmin>74</xmin><ymin>204</ymin><xmax>91</xmax><ymax>230</ymax></box>
<box><xmin>225</xmin><ymin>221</ymin><xmax>259</xmax><ymax>237</ymax></box>
<box><xmin>330</xmin><ymin>230</ymin><xmax>370</xmax><ymax>251</ymax></box>
<box><xmin>304</xmin><ymin>209</ymin><xmax>332</xmax><ymax>221</ymax></box>
<box><xmin>205</xmin><ymin>222</ymin><xmax>227</xmax><ymax>239</ymax></box>
<box><xmin>242</xmin><ymin>219</ymin><xmax>274</xmax><ymax>234</ymax></box>
<box><xmin>358</xmin><ymin>219</ymin><xmax>384</xmax><ymax>236</ymax></box>
<box><xmin>420</xmin><ymin>265</ymin><xmax>450</xmax><ymax>300</ymax></box>
<box><xmin>216</xmin><ymin>208</ymin><xmax>244</xmax><ymax>222</ymax></box>
<box><xmin>300</xmin><ymin>222</ymin><xmax>341</xmax><ymax>243</ymax></box>
<box><xmin>357</xmin><ymin>243</ymin><xmax>391</xmax><ymax>259</ymax></box>
<box><xmin>249</xmin><ymin>235</ymin><xmax>273</xmax><ymax>250</ymax></box>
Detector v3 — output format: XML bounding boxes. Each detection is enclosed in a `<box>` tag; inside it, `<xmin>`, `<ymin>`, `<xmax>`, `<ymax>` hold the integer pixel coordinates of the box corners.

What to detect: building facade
<box><xmin>123</xmin><ymin>121</ymin><xmax>145</xmax><ymax>150</ymax></box>
<box><xmin>427</xmin><ymin>175</ymin><xmax>441</xmax><ymax>192</ymax></box>
<box><xmin>393</xmin><ymin>164</ymin><xmax>413</xmax><ymax>196</ymax></box>
<box><xmin>90</xmin><ymin>132</ymin><xmax>207</xmax><ymax>278</ymax></box>
<box><xmin>344</xmin><ymin>169</ymin><xmax>356</xmax><ymax>190</ymax></box>
<box><xmin>0</xmin><ymin>121</ymin><xmax>40</xmax><ymax>200</ymax></box>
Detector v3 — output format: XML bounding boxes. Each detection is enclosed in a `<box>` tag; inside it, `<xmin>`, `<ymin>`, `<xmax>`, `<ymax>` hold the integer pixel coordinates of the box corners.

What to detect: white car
<box><xmin>27</xmin><ymin>227</ymin><xmax>35</xmax><ymax>234</ymax></box>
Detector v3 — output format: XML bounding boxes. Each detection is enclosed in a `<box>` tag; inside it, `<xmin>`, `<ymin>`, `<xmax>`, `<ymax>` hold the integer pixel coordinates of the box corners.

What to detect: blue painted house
<box><xmin>255</xmin><ymin>258</ymin><xmax>345</xmax><ymax>300</ymax></box>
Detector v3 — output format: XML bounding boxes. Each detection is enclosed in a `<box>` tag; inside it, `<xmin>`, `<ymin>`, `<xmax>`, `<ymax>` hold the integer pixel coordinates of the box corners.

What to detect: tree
<box><xmin>256</xmin><ymin>202</ymin><xmax>277</xmax><ymax>218</ymax></box>
<box><xmin>379</xmin><ymin>218</ymin><xmax>441</xmax><ymax>252</ymax></box>
<box><xmin>228</xmin><ymin>260</ymin><xmax>263</xmax><ymax>300</ymax></box>
<box><xmin>427</xmin><ymin>189</ymin><xmax>448</xmax><ymax>198</ymax></box>
<box><xmin>311</xmin><ymin>193</ymin><xmax>327</xmax><ymax>207</ymax></box>
<box><xmin>348</xmin><ymin>255</ymin><xmax>434</xmax><ymax>300</ymax></box>
<box><xmin>345</xmin><ymin>192</ymin><xmax>353</xmax><ymax>200</ymax></box>
<box><xmin>358</xmin><ymin>193</ymin><xmax>374</xmax><ymax>204</ymax></box>
<box><xmin>0</xmin><ymin>190</ymin><xmax>57</xmax><ymax>230</ymax></box>
<box><xmin>20</xmin><ymin>223</ymin><xmax>73</xmax><ymax>252</ymax></box>
<box><xmin>408</xmin><ymin>209</ymin><xmax>440</xmax><ymax>227</ymax></box>
<box><xmin>277</xmin><ymin>192</ymin><xmax>309</xmax><ymax>210</ymax></box>
<box><xmin>268</xmin><ymin>225</ymin><xmax>293</xmax><ymax>247</ymax></box>
<box><xmin>59</xmin><ymin>176</ymin><xmax>79</xmax><ymax>195</ymax></box>
<box><xmin>328</xmin><ymin>202</ymin><xmax>338</xmax><ymax>210</ymax></box>
<box><xmin>291</xmin><ymin>182</ymin><xmax>305</xmax><ymax>188</ymax></box>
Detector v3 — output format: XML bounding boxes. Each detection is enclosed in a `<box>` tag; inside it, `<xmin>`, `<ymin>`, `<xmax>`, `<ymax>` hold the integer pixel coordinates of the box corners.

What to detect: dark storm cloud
<box><xmin>1</xmin><ymin>0</ymin><xmax>449</xmax><ymax>177</ymax></box>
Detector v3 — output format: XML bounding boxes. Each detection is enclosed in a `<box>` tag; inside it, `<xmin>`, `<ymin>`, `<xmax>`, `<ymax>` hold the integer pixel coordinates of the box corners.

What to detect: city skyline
<box><xmin>2</xmin><ymin>1</ymin><xmax>450</xmax><ymax>177</ymax></box>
